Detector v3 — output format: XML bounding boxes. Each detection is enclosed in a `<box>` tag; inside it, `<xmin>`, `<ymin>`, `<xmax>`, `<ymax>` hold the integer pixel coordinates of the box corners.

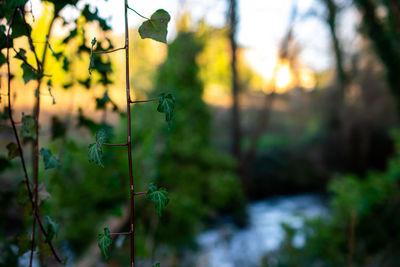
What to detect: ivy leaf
<box><xmin>40</xmin><ymin>148</ymin><xmax>60</xmax><ymax>169</ymax></box>
<box><xmin>44</xmin><ymin>216</ymin><xmax>59</xmax><ymax>243</ymax></box>
<box><xmin>146</xmin><ymin>183</ymin><xmax>169</xmax><ymax>217</ymax></box>
<box><xmin>21</xmin><ymin>62</ymin><xmax>37</xmax><ymax>84</ymax></box>
<box><xmin>98</xmin><ymin>227</ymin><xmax>112</xmax><ymax>261</ymax></box>
<box><xmin>88</xmin><ymin>129</ymin><xmax>107</xmax><ymax>167</ymax></box>
<box><xmin>138</xmin><ymin>9</ymin><xmax>170</xmax><ymax>44</ymax></box>
<box><xmin>10</xmin><ymin>11</ymin><xmax>31</xmax><ymax>39</ymax></box>
<box><xmin>20</xmin><ymin>112</ymin><xmax>36</xmax><ymax>139</ymax></box>
<box><xmin>89</xmin><ymin>37</ymin><xmax>96</xmax><ymax>74</ymax></box>
<box><xmin>157</xmin><ymin>93</ymin><xmax>175</xmax><ymax>125</ymax></box>
<box><xmin>6</xmin><ymin>142</ymin><xmax>19</xmax><ymax>160</ymax></box>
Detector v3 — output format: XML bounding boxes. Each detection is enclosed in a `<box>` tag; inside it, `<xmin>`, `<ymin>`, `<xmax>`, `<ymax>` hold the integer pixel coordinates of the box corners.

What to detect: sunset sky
<box><xmin>28</xmin><ymin>0</ymin><xmax>359</xmax><ymax>73</ymax></box>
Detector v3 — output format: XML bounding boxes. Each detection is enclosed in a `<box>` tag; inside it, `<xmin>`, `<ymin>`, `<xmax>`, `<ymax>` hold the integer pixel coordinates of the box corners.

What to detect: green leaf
<box><xmin>89</xmin><ymin>37</ymin><xmax>96</xmax><ymax>74</ymax></box>
<box><xmin>146</xmin><ymin>183</ymin><xmax>169</xmax><ymax>217</ymax></box>
<box><xmin>40</xmin><ymin>147</ymin><xmax>60</xmax><ymax>169</ymax></box>
<box><xmin>6</xmin><ymin>142</ymin><xmax>19</xmax><ymax>160</ymax></box>
<box><xmin>44</xmin><ymin>216</ymin><xmax>59</xmax><ymax>243</ymax></box>
<box><xmin>157</xmin><ymin>93</ymin><xmax>175</xmax><ymax>125</ymax></box>
<box><xmin>98</xmin><ymin>227</ymin><xmax>112</xmax><ymax>261</ymax></box>
<box><xmin>153</xmin><ymin>263</ymin><xmax>160</xmax><ymax>267</ymax></box>
<box><xmin>88</xmin><ymin>129</ymin><xmax>107</xmax><ymax>167</ymax></box>
<box><xmin>10</xmin><ymin>10</ymin><xmax>31</xmax><ymax>39</ymax></box>
<box><xmin>21</xmin><ymin>62</ymin><xmax>37</xmax><ymax>84</ymax></box>
<box><xmin>138</xmin><ymin>9</ymin><xmax>170</xmax><ymax>44</ymax></box>
<box><xmin>20</xmin><ymin>112</ymin><xmax>36</xmax><ymax>138</ymax></box>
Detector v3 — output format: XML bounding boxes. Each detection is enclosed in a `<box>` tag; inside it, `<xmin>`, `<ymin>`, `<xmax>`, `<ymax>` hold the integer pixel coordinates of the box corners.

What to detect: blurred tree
<box><xmin>227</xmin><ymin>0</ymin><xmax>242</xmax><ymax>164</ymax></box>
<box><xmin>153</xmin><ymin>28</ymin><xmax>247</xmax><ymax>250</ymax></box>
<box><xmin>354</xmin><ymin>0</ymin><xmax>400</xmax><ymax>107</ymax></box>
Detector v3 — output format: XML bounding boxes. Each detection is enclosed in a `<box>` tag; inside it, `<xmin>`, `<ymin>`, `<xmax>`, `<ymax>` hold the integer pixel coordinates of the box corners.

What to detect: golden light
<box><xmin>275</xmin><ymin>62</ymin><xmax>293</xmax><ymax>92</ymax></box>
<box><xmin>298</xmin><ymin>68</ymin><xmax>316</xmax><ymax>90</ymax></box>
<box><xmin>243</xmin><ymin>49</ymin><xmax>316</xmax><ymax>94</ymax></box>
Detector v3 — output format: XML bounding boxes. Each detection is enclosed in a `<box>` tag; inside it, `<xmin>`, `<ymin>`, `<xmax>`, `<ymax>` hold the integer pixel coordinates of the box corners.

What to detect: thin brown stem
<box><xmin>94</xmin><ymin>46</ymin><xmax>126</xmax><ymax>54</ymax></box>
<box><xmin>129</xmin><ymin>98</ymin><xmax>159</xmax><ymax>104</ymax></box>
<box><xmin>124</xmin><ymin>1</ymin><xmax>135</xmax><ymax>266</ymax></box>
<box><xmin>134</xmin><ymin>192</ymin><xmax>147</xmax><ymax>196</ymax></box>
<box><xmin>6</xmin><ymin>11</ymin><xmax>36</xmax><ymax>267</ymax></box>
<box><xmin>127</xmin><ymin>6</ymin><xmax>150</xmax><ymax>20</ymax></box>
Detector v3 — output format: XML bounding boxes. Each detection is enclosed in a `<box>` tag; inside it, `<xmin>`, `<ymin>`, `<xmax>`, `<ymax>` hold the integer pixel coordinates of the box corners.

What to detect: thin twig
<box><xmin>127</xmin><ymin>5</ymin><xmax>150</xmax><ymax>20</ymax></box>
<box><xmin>134</xmin><ymin>191</ymin><xmax>147</xmax><ymax>196</ymax></box>
<box><xmin>129</xmin><ymin>98</ymin><xmax>159</xmax><ymax>104</ymax></box>
<box><xmin>94</xmin><ymin>46</ymin><xmax>126</xmax><ymax>54</ymax></box>
<box><xmin>124</xmin><ymin>1</ymin><xmax>136</xmax><ymax>266</ymax></box>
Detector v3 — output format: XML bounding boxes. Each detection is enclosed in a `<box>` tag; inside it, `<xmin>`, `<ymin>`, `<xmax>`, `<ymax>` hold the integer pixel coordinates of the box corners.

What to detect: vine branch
<box><xmin>94</xmin><ymin>46</ymin><xmax>126</xmax><ymax>54</ymax></box>
<box><xmin>129</xmin><ymin>98</ymin><xmax>159</xmax><ymax>104</ymax></box>
<box><xmin>6</xmin><ymin>8</ymin><xmax>63</xmax><ymax>265</ymax></box>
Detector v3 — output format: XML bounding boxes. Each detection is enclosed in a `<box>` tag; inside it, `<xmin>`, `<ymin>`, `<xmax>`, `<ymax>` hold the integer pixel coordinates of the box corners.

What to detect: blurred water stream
<box><xmin>195</xmin><ymin>195</ymin><xmax>327</xmax><ymax>267</ymax></box>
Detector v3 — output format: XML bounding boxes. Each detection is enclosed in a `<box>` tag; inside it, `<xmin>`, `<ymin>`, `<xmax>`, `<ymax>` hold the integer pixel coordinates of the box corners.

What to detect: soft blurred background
<box><xmin>1</xmin><ymin>0</ymin><xmax>400</xmax><ymax>266</ymax></box>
